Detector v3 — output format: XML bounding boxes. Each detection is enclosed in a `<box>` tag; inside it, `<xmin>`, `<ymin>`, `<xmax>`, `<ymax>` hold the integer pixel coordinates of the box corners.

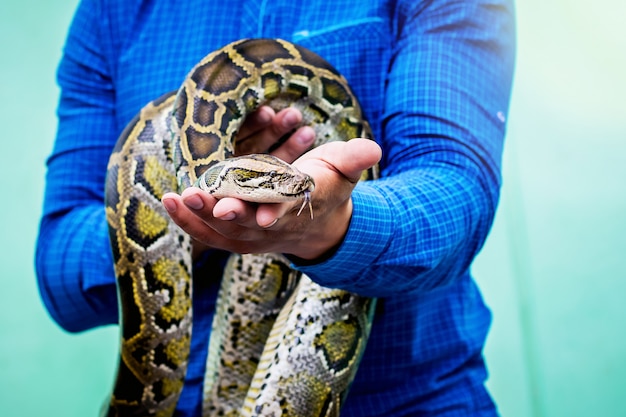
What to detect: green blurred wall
<box><xmin>0</xmin><ymin>1</ymin><xmax>624</xmax><ymax>416</ymax></box>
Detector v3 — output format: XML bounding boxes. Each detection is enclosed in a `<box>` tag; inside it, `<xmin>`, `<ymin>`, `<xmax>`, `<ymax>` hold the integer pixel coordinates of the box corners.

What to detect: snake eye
<box><xmin>269</xmin><ymin>170</ymin><xmax>277</xmax><ymax>178</ymax></box>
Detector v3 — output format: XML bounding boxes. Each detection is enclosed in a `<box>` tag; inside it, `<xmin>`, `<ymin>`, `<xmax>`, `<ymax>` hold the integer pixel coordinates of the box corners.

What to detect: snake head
<box><xmin>195</xmin><ymin>154</ymin><xmax>315</xmax><ymax>204</ymax></box>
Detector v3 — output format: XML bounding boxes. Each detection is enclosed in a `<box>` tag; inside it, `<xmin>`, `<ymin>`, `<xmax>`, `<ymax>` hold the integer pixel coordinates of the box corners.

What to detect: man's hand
<box><xmin>175</xmin><ymin>105</ymin><xmax>314</xmax><ymax>259</ymax></box>
<box><xmin>234</xmin><ymin>106</ymin><xmax>315</xmax><ymax>160</ymax></box>
<box><xmin>162</xmin><ymin>136</ymin><xmax>381</xmax><ymax>262</ymax></box>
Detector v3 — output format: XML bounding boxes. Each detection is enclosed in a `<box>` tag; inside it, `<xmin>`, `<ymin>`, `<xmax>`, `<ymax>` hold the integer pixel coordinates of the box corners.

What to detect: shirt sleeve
<box><xmin>35</xmin><ymin>0</ymin><xmax>119</xmax><ymax>332</ymax></box>
<box><xmin>295</xmin><ymin>0</ymin><xmax>516</xmax><ymax>297</ymax></box>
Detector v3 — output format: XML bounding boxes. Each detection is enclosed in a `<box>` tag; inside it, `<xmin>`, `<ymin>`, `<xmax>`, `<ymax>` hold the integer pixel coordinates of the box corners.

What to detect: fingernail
<box><xmin>219</xmin><ymin>211</ymin><xmax>236</xmax><ymax>221</ymax></box>
<box><xmin>264</xmin><ymin>218</ymin><xmax>278</xmax><ymax>228</ymax></box>
<box><xmin>183</xmin><ymin>194</ymin><xmax>204</xmax><ymax>210</ymax></box>
<box><xmin>162</xmin><ymin>198</ymin><xmax>177</xmax><ymax>213</ymax></box>
<box><xmin>297</xmin><ymin>127</ymin><xmax>315</xmax><ymax>145</ymax></box>
<box><xmin>282</xmin><ymin>110</ymin><xmax>300</xmax><ymax>128</ymax></box>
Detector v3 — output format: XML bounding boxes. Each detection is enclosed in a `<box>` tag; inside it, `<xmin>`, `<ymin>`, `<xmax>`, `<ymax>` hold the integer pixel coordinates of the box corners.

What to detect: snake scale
<box><xmin>104</xmin><ymin>39</ymin><xmax>378</xmax><ymax>417</ymax></box>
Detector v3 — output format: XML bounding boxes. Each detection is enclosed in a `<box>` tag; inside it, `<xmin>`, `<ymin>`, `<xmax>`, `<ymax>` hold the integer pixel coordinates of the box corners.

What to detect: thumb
<box><xmin>302</xmin><ymin>138</ymin><xmax>382</xmax><ymax>183</ymax></box>
<box><xmin>255</xmin><ymin>139</ymin><xmax>381</xmax><ymax>226</ymax></box>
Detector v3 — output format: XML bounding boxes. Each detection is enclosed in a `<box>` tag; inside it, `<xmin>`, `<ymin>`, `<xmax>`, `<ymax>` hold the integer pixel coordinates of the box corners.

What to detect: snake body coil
<box><xmin>104</xmin><ymin>39</ymin><xmax>377</xmax><ymax>417</ymax></box>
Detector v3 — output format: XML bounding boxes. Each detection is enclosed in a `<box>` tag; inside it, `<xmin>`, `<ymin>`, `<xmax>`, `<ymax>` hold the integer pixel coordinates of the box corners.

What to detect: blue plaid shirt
<box><xmin>36</xmin><ymin>0</ymin><xmax>515</xmax><ymax>415</ymax></box>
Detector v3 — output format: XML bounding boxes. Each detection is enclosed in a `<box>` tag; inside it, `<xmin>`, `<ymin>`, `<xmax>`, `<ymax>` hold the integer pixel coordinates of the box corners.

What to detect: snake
<box><xmin>103</xmin><ymin>38</ymin><xmax>378</xmax><ymax>417</ymax></box>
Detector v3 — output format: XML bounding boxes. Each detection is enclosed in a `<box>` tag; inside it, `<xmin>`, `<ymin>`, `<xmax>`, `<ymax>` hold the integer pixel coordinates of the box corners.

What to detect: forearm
<box><xmin>35</xmin><ymin>110</ymin><xmax>119</xmax><ymax>333</ymax></box>
<box><xmin>36</xmin><ymin>205</ymin><xmax>118</xmax><ymax>332</ymax></box>
<box><xmin>296</xmin><ymin>149</ymin><xmax>498</xmax><ymax>296</ymax></box>
<box><xmin>296</xmin><ymin>0</ymin><xmax>516</xmax><ymax>295</ymax></box>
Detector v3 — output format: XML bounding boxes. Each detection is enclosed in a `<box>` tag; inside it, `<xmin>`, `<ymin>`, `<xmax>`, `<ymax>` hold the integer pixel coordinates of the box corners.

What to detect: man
<box><xmin>36</xmin><ymin>0</ymin><xmax>516</xmax><ymax>415</ymax></box>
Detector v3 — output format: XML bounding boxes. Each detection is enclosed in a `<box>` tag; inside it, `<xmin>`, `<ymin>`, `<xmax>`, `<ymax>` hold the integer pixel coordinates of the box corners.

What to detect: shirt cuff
<box><xmin>292</xmin><ymin>182</ymin><xmax>393</xmax><ymax>292</ymax></box>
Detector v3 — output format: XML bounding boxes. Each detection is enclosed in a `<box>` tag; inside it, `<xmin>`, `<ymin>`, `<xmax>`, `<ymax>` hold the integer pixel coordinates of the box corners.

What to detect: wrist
<box><xmin>287</xmin><ymin>198</ymin><xmax>352</xmax><ymax>262</ymax></box>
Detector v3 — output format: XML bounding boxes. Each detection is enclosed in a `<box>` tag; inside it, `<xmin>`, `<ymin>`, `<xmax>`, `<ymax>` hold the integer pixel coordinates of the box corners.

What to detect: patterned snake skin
<box><xmin>103</xmin><ymin>39</ymin><xmax>378</xmax><ymax>417</ymax></box>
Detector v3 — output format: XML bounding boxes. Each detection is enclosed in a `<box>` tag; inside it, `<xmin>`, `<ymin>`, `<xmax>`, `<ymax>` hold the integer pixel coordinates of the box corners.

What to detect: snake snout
<box><xmin>295</xmin><ymin>173</ymin><xmax>315</xmax><ymax>196</ymax></box>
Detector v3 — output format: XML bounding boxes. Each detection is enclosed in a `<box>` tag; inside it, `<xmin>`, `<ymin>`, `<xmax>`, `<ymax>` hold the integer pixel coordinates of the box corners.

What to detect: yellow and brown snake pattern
<box><xmin>104</xmin><ymin>38</ymin><xmax>377</xmax><ymax>417</ymax></box>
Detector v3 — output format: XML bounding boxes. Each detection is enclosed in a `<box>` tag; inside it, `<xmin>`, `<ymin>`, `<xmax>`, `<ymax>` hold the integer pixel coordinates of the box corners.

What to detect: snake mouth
<box><xmin>281</xmin><ymin>174</ymin><xmax>314</xmax><ymax>199</ymax></box>
<box><xmin>289</xmin><ymin>181</ymin><xmax>315</xmax><ymax>197</ymax></box>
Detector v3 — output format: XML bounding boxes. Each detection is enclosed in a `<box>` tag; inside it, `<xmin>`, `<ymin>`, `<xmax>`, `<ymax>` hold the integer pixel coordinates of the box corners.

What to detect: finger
<box><xmin>164</xmin><ymin>190</ymin><xmax>261</xmax><ymax>250</ymax></box>
<box><xmin>182</xmin><ymin>188</ymin><xmax>269</xmax><ymax>238</ymax></box>
<box><xmin>270</xmin><ymin>126</ymin><xmax>315</xmax><ymax>164</ymax></box>
<box><xmin>235</xmin><ymin>107</ymin><xmax>303</xmax><ymax>155</ymax></box>
<box><xmin>213</xmin><ymin>197</ymin><xmax>291</xmax><ymax>230</ymax></box>
<box><xmin>212</xmin><ymin>196</ymin><xmax>261</xmax><ymax>228</ymax></box>
<box><xmin>255</xmin><ymin>201</ymin><xmax>297</xmax><ymax>229</ymax></box>
<box><xmin>236</xmin><ymin>106</ymin><xmax>274</xmax><ymax>141</ymax></box>
<box><xmin>180</xmin><ymin>187</ymin><xmax>217</xmax><ymax>219</ymax></box>
<box><xmin>162</xmin><ymin>191</ymin><xmax>223</xmax><ymax>245</ymax></box>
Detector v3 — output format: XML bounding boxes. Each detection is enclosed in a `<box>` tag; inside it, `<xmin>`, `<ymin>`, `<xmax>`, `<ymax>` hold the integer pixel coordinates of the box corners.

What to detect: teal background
<box><xmin>1</xmin><ymin>1</ymin><xmax>624</xmax><ymax>415</ymax></box>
